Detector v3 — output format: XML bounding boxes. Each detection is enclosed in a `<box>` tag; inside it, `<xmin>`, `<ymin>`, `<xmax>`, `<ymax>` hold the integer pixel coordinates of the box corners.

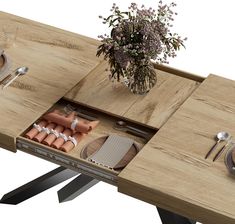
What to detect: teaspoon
<box><xmin>2</xmin><ymin>66</ymin><xmax>28</xmax><ymax>89</ymax></box>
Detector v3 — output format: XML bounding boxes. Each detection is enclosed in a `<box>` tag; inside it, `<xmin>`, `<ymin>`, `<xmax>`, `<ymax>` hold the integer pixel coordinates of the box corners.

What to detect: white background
<box><xmin>0</xmin><ymin>0</ymin><xmax>235</xmax><ymax>223</ymax></box>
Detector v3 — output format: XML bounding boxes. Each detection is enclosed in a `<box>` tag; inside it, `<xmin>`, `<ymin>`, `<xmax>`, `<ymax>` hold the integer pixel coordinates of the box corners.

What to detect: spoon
<box><xmin>2</xmin><ymin>66</ymin><xmax>28</xmax><ymax>89</ymax></box>
<box><xmin>205</xmin><ymin>131</ymin><xmax>230</xmax><ymax>159</ymax></box>
<box><xmin>114</xmin><ymin>120</ymin><xmax>151</xmax><ymax>140</ymax></box>
<box><xmin>213</xmin><ymin>135</ymin><xmax>233</xmax><ymax>162</ymax></box>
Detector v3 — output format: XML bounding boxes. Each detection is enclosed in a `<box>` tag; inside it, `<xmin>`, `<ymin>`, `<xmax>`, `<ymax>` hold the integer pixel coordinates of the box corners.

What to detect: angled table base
<box><xmin>0</xmin><ymin>165</ymin><xmax>197</xmax><ymax>224</ymax></box>
<box><xmin>0</xmin><ymin>166</ymin><xmax>99</xmax><ymax>205</ymax></box>
<box><xmin>0</xmin><ymin>166</ymin><xmax>78</xmax><ymax>205</ymax></box>
<box><xmin>157</xmin><ymin>207</ymin><xmax>196</xmax><ymax>224</ymax></box>
<box><xmin>57</xmin><ymin>174</ymin><xmax>99</xmax><ymax>203</ymax></box>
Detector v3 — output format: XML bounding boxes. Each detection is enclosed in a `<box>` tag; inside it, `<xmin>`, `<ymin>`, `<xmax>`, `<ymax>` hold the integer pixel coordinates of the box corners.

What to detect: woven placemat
<box><xmin>81</xmin><ymin>135</ymin><xmax>140</xmax><ymax>170</ymax></box>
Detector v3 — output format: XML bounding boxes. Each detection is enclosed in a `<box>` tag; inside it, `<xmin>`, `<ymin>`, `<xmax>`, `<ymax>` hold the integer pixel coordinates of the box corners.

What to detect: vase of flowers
<box><xmin>97</xmin><ymin>1</ymin><xmax>186</xmax><ymax>94</ymax></box>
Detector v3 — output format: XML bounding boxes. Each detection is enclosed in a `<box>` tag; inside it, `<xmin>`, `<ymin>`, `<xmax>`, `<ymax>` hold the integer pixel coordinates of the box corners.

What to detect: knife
<box><xmin>0</xmin><ymin>74</ymin><xmax>12</xmax><ymax>85</ymax></box>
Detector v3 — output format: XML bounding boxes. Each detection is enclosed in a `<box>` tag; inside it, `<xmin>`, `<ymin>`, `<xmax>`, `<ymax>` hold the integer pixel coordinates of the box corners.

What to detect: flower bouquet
<box><xmin>97</xmin><ymin>1</ymin><xmax>186</xmax><ymax>94</ymax></box>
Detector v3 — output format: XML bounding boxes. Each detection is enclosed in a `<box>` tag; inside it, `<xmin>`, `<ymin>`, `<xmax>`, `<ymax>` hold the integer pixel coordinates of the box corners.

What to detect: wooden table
<box><xmin>1</xmin><ymin>11</ymin><xmax>235</xmax><ymax>224</ymax></box>
<box><xmin>119</xmin><ymin>75</ymin><xmax>235</xmax><ymax>224</ymax></box>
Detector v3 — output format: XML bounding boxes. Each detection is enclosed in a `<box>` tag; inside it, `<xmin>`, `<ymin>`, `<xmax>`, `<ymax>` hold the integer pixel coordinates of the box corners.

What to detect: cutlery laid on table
<box><xmin>213</xmin><ymin>135</ymin><xmax>233</xmax><ymax>162</ymax></box>
<box><xmin>2</xmin><ymin>66</ymin><xmax>28</xmax><ymax>89</ymax></box>
<box><xmin>205</xmin><ymin>131</ymin><xmax>230</xmax><ymax>159</ymax></box>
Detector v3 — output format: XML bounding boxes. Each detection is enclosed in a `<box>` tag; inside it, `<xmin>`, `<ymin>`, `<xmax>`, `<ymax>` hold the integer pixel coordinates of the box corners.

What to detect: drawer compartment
<box><xmin>17</xmin><ymin>99</ymin><xmax>156</xmax><ymax>185</ymax></box>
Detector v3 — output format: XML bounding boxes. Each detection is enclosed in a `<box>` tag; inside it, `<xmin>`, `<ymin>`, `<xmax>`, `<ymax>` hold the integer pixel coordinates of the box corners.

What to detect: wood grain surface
<box><xmin>65</xmin><ymin>60</ymin><xmax>200</xmax><ymax>129</ymax></box>
<box><xmin>118</xmin><ymin>75</ymin><xmax>235</xmax><ymax>224</ymax></box>
<box><xmin>0</xmin><ymin>11</ymin><xmax>102</xmax><ymax>151</ymax></box>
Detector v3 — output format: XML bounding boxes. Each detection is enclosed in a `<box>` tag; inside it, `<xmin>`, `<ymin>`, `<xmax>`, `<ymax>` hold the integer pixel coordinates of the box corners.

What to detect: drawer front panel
<box><xmin>17</xmin><ymin>139</ymin><xmax>118</xmax><ymax>185</ymax></box>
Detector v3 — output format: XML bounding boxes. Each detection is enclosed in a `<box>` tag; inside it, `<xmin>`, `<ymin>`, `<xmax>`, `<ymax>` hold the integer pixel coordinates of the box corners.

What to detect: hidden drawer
<box><xmin>16</xmin><ymin>99</ymin><xmax>157</xmax><ymax>185</ymax></box>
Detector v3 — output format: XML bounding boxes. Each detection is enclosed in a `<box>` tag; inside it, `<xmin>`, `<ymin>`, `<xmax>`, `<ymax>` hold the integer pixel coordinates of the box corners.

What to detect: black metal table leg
<box><xmin>0</xmin><ymin>166</ymin><xmax>78</xmax><ymax>205</ymax></box>
<box><xmin>57</xmin><ymin>174</ymin><xmax>99</xmax><ymax>203</ymax></box>
<box><xmin>157</xmin><ymin>207</ymin><xmax>196</xmax><ymax>224</ymax></box>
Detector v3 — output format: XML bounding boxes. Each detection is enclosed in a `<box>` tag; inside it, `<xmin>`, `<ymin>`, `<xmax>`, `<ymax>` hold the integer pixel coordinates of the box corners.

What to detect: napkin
<box><xmin>43</xmin><ymin>110</ymin><xmax>93</xmax><ymax>133</ymax></box>
<box><xmin>42</xmin><ymin>124</ymin><xmax>64</xmax><ymax>146</ymax></box>
<box><xmin>60</xmin><ymin>120</ymin><xmax>100</xmax><ymax>153</ymax></box>
<box><xmin>33</xmin><ymin>122</ymin><xmax>56</xmax><ymax>143</ymax></box>
<box><xmin>25</xmin><ymin>120</ymin><xmax>48</xmax><ymax>139</ymax></box>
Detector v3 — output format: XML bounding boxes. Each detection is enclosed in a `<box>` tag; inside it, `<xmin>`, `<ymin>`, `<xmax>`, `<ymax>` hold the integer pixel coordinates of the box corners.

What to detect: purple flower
<box><xmin>97</xmin><ymin>1</ymin><xmax>186</xmax><ymax>81</ymax></box>
<box><xmin>114</xmin><ymin>48</ymin><xmax>130</xmax><ymax>68</ymax></box>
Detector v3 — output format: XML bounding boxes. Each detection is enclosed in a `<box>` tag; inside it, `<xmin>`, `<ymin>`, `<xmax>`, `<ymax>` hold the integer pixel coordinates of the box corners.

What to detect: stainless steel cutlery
<box><xmin>113</xmin><ymin>120</ymin><xmax>152</xmax><ymax>140</ymax></box>
<box><xmin>206</xmin><ymin>131</ymin><xmax>233</xmax><ymax>162</ymax></box>
<box><xmin>2</xmin><ymin>66</ymin><xmax>28</xmax><ymax>89</ymax></box>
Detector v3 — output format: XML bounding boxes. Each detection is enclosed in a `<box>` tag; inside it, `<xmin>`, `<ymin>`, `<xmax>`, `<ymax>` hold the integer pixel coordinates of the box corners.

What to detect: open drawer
<box><xmin>17</xmin><ymin>99</ymin><xmax>157</xmax><ymax>185</ymax></box>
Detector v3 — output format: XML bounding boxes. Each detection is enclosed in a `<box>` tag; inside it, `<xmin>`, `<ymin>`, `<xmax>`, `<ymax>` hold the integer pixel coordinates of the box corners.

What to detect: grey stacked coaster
<box><xmin>88</xmin><ymin>134</ymin><xmax>134</xmax><ymax>169</ymax></box>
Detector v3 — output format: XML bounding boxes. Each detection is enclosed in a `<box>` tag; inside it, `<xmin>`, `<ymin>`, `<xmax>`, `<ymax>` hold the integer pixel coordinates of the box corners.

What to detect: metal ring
<box><xmin>41</xmin><ymin>127</ymin><xmax>50</xmax><ymax>135</ymax></box>
<box><xmin>71</xmin><ymin>118</ymin><xmax>78</xmax><ymax>131</ymax></box>
<box><xmin>50</xmin><ymin>129</ymin><xmax>59</xmax><ymax>138</ymax></box>
<box><xmin>59</xmin><ymin>133</ymin><xmax>68</xmax><ymax>142</ymax></box>
<box><xmin>33</xmin><ymin>123</ymin><xmax>42</xmax><ymax>132</ymax></box>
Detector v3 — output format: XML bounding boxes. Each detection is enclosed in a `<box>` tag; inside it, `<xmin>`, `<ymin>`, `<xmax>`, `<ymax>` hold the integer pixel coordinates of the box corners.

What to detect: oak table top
<box><xmin>0</xmin><ymin>11</ymin><xmax>101</xmax><ymax>151</ymax></box>
<box><xmin>65</xmin><ymin>60</ymin><xmax>200</xmax><ymax>129</ymax></box>
<box><xmin>118</xmin><ymin>75</ymin><xmax>235</xmax><ymax>224</ymax></box>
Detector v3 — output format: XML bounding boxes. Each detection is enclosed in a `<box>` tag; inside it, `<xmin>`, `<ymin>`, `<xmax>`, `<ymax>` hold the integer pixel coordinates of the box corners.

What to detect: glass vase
<box><xmin>125</xmin><ymin>62</ymin><xmax>157</xmax><ymax>95</ymax></box>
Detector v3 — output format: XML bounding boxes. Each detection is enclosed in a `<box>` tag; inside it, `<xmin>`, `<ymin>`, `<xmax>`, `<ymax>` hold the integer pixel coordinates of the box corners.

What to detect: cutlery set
<box><xmin>64</xmin><ymin>104</ymin><xmax>98</xmax><ymax>121</ymax></box>
<box><xmin>65</xmin><ymin>104</ymin><xmax>152</xmax><ymax>141</ymax></box>
<box><xmin>0</xmin><ymin>66</ymin><xmax>29</xmax><ymax>89</ymax></box>
<box><xmin>0</xmin><ymin>49</ymin><xmax>28</xmax><ymax>89</ymax></box>
<box><xmin>113</xmin><ymin>120</ymin><xmax>152</xmax><ymax>141</ymax></box>
<box><xmin>206</xmin><ymin>131</ymin><xmax>234</xmax><ymax>162</ymax></box>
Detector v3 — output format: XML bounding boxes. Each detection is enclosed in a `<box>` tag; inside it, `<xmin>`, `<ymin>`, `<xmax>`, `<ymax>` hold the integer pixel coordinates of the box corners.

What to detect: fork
<box><xmin>213</xmin><ymin>135</ymin><xmax>233</xmax><ymax>162</ymax></box>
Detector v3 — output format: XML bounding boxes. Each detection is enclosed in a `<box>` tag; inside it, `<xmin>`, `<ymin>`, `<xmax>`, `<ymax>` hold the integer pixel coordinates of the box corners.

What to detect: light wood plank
<box><xmin>65</xmin><ymin>60</ymin><xmax>140</xmax><ymax>117</ymax></box>
<box><xmin>65</xmin><ymin>60</ymin><xmax>200</xmax><ymax>129</ymax></box>
<box><xmin>118</xmin><ymin>75</ymin><xmax>235</xmax><ymax>224</ymax></box>
<box><xmin>0</xmin><ymin>12</ymin><xmax>102</xmax><ymax>152</ymax></box>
